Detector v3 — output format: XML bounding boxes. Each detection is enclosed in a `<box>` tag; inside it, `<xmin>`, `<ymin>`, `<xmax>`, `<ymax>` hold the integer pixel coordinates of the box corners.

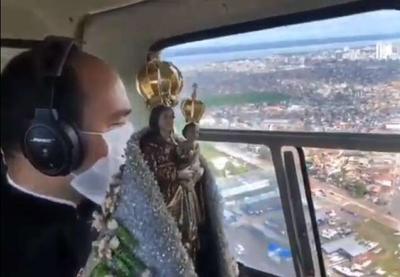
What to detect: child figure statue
<box><xmin>177</xmin><ymin>83</ymin><xmax>206</xmax><ymax>193</ymax></box>
<box><xmin>177</xmin><ymin>123</ymin><xmax>204</xmax><ymax>191</ymax></box>
<box><xmin>174</xmin><ymin>122</ymin><xmax>205</xmax><ymax>260</ymax></box>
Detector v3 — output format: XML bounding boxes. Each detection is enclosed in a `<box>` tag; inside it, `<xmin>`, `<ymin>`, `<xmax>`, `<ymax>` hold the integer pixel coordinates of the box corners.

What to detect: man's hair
<box><xmin>1</xmin><ymin>49</ymin><xmax>83</xmax><ymax>155</ymax></box>
<box><xmin>182</xmin><ymin>122</ymin><xmax>198</xmax><ymax>138</ymax></box>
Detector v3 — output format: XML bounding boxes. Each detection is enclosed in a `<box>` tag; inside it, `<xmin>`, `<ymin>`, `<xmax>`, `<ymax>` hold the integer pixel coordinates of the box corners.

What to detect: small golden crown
<box><xmin>136</xmin><ymin>57</ymin><xmax>183</xmax><ymax>109</ymax></box>
<box><xmin>180</xmin><ymin>83</ymin><xmax>205</xmax><ymax>123</ymax></box>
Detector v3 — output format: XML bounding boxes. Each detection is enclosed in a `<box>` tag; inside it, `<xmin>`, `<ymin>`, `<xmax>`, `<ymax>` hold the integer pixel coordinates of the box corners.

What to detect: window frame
<box><xmin>0</xmin><ymin>39</ymin><xmax>41</xmax><ymax>48</ymax></box>
<box><xmin>150</xmin><ymin>0</ymin><xmax>399</xmax><ymax>52</ymax></box>
<box><xmin>199</xmin><ymin>129</ymin><xmax>400</xmax><ymax>276</ymax></box>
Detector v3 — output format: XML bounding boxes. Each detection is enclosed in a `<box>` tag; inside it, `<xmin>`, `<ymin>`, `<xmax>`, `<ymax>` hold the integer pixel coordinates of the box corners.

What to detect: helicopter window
<box><xmin>199</xmin><ymin>142</ymin><xmax>296</xmax><ymax>276</ymax></box>
<box><xmin>1</xmin><ymin>47</ymin><xmax>27</xmax><ymax>71</ymax></box>
<box><xmin>161</xmin><ymin>9</ymin><xmax>400</xmax><ymax>277</ymax></box>
<box><xmin>163</xmin><ymin>10</ymin><xmax>400</xmax><ymax>135</ymax></box>
<box><xmin>196</xmin><ymin>130</ymin><xmax>399</xmax><ymax>276</ymax></box>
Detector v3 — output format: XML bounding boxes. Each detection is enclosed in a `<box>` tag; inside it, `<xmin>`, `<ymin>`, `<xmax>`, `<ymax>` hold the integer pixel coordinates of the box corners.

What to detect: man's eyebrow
<box><xmin>110</xmin><ymin>108</ymin><xmax>132</xmax><ymax>120</ymax></box>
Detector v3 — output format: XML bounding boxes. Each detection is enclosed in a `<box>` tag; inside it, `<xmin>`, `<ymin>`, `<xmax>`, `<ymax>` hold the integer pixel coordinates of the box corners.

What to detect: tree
<box><xmin>352</xmin><ymin>182</ymin><xmax>367</xmax><ymax>198</ymax></box>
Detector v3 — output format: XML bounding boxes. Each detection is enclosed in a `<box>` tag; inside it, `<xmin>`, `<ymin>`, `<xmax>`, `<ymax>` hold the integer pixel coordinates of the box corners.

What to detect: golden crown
<box><xmin>136</xmin><ymin>58</ymin><xmax>183</xmax><ymax>109</ymax></box>
<box><xmin>180</xmin><ymin>84</ymin><xmax>205</xmax><ymax>123</ymax></box>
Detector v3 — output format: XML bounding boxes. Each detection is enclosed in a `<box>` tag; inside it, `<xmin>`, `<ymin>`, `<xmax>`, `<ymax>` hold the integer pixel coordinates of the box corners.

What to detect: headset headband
<box><xmin>35</xmin><ymin>36</ymin><xmax>77</xmax><ymax>111</ymax></box>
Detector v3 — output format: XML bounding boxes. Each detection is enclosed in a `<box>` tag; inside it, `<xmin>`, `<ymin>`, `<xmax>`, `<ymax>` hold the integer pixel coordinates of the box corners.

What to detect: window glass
<box><xmin>163</xmin><ymin>10</ymin><xmax>400</xmax><ymax>134</ymax></box>
<box><xmin>1</xmin><ymin>47</ymin><xmax>26</xmax><ymax>71</ymax></box>
<box><xmin>201</xmin><ymin>141</ymin><xmax>296</xmax><ymax>276</ymax></box>
<box><xmin>304</xmin><ymin>149</ymin><xmax>400</xmax><ymax>276</ymax></box>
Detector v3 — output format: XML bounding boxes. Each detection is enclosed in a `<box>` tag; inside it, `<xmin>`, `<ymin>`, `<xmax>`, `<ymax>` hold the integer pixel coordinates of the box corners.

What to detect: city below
<box><xmin>169</xmin><ymin>39</ymin><xmax>400</xmax><ymax>277</ymax></box>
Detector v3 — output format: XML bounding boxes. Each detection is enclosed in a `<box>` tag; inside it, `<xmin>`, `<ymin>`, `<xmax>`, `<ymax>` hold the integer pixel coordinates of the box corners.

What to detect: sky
<box><xmin>164</xmin><ymin>10</ymin><xmax>400</xmax><ymax>53</ymax></box>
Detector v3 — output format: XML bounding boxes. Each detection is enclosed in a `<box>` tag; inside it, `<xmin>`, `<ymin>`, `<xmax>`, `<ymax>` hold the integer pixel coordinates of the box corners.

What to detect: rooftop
<box><xmin>322</xmin><ymin>235</ymin><xmax>371</xmax><ymax>257</ymax></box>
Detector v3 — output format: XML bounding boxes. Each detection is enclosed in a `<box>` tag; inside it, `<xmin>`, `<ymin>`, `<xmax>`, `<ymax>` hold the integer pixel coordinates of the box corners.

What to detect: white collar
<box><xmin>6</xmin><ymin>174</ymin><xmax>77</xmax><ymax>208</ymax></box>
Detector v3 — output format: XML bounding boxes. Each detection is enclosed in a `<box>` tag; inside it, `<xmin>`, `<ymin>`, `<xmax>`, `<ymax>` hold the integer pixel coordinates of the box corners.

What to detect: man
<box><xmin>1</xmin><ymin>37</ymin><xmax>132</xmax><ymax>277</ymax></box>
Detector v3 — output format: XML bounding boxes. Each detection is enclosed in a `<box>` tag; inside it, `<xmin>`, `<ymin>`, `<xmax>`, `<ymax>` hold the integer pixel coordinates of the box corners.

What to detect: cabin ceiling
<box><xmin>1</xmin><ymin>0</ymin><xmax>147</xmax><ymax>39</ymax></box>
<box><xmin>1</xmin><ymin>0</ymin><xmax>362</xmax><ymax>41</ymax></box>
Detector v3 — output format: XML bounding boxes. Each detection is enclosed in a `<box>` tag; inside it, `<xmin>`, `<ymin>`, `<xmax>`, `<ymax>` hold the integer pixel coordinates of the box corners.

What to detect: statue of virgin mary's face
<box><xmin>158</xmin><ymin>108</ymin><xmax>175</xmax><ymax>133</ymax></box>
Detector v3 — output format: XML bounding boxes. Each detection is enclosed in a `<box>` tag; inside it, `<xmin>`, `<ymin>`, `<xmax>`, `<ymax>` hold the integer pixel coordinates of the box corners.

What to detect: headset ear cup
<box><xmin>59</xmin><ymin>121</ymin><xmax>82</xmax><ymax>172</ymax></box>
<box><xmin>23</xmin><ymin>120</ymin><xmax>68</xmax><ymax>176</ymax></box>
<box><xmin>22</xmin><ymin>118</ymin><xmax>82</xmax><ymax>176</ymax></box>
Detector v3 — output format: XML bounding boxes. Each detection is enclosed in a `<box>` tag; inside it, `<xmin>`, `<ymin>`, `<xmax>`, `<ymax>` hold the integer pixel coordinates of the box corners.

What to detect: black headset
<box><xmin>22</xmin><ymin>36</ymin><xmax>83</xmax><ymax>176</ymax></box>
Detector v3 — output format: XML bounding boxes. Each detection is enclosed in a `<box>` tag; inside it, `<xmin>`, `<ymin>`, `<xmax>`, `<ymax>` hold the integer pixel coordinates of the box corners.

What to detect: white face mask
<box><xmin>70</xmin><ymin>123</ymin><xmax>134</xmax><ymax>205</ymax></box>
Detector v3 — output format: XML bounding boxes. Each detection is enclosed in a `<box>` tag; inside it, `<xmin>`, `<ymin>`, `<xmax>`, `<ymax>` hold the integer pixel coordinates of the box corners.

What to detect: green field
<box><xmin>355</xmin><ymin>219</ymin><xmax>400</xmax><ymax>275</ymax></box>
<box><xmin>203</xmin><ymin>91</ymin><xmax>291</xmax><ymax>107</ymax></box>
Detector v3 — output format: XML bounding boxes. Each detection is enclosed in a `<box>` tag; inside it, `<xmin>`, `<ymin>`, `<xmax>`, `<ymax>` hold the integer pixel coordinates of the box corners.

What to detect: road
<box><xmin>310</xmin><ymin>179</ymin><xmax>400</xmax><ymax>231</ymax></box>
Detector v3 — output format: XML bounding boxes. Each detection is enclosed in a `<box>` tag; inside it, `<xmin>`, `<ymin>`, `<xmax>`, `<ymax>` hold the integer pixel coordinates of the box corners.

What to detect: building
<box><xmin>376</xmin><ymin>42</ymin><xmax>393</xmax><ymax>60</ymax></box>
<box><xmin>217</xmin><ymin>169</ymin><xmax>276</xmax><ymax>201</ymax></box>
<box><xmin>343</xmin><ymin>49</ymin><xmax>361</xmax><ymax>60</ymax></box>
<box><xmin>322</xmin><ymin>235</ymin><xmax>376</xmax><ymax>263</ymax></box>
<box><xmin>219</xmin><ymin>179</ymin><xmax>271</xmax><ymax>200</ymax></box>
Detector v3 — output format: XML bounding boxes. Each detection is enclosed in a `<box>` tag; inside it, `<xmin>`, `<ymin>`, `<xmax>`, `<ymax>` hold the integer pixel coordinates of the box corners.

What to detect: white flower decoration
<box><xmin>107</xmin><ymin>219</ymin><xmax>119</xmax><ymax>230</ymax></box>
<box><xmin>109</xmin><ymin>236</ymin><xmax>120</xmax><ymax>250</ymax></box>
<box><xmin>92</xmin><ymin>211</ymin><xmax>105</xmax><ymax>232</ymax></box>
<box><xmin>97</xmin><ymin>237</ymin><xmax>113</xmax><ymax>260</ymax></box>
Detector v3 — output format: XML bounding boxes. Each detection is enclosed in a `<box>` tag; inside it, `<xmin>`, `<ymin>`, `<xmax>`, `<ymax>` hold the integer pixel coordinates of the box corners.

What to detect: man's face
<box><xmin>74</xmin><ymin>55</ymin><xmax>132</xmax><ymax>171</ymax></box>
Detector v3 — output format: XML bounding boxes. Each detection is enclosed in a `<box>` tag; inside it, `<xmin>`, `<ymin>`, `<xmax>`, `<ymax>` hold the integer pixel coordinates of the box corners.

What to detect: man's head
<box><xmin>1</xmin><ymin>39</ymin><xmax>131</xmax><ymax>195</ymax></box>
<box><xmin>182</xmin><ymin>122</ymin><xmax>199</xmax><ymax>143</ymax></box>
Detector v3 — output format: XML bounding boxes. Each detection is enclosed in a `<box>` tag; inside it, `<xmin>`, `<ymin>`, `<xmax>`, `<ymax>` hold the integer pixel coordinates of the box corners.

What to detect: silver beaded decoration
<box><xmin>115</xmin><ymin>129</ymin><xmax>196</xmax><ymax>276</ymax></box>
<box><xmin>110</xmin><ymin>128</ymin><xmax>238</xmax><ymax>277</ymax></box>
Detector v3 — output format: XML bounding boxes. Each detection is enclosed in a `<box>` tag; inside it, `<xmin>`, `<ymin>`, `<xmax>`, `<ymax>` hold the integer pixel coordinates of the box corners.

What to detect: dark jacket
<box><xmin>0</xmin><ymin>160</ymin><xmax>97</xmax><ymax>277</ymax></box>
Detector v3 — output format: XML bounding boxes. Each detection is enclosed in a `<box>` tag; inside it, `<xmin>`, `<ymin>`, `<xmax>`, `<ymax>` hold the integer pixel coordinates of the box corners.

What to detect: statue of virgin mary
<box><xmin>84</xmin><ymin>105</ymin><xmax>238</xmax><ymax>277</ymax></box>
